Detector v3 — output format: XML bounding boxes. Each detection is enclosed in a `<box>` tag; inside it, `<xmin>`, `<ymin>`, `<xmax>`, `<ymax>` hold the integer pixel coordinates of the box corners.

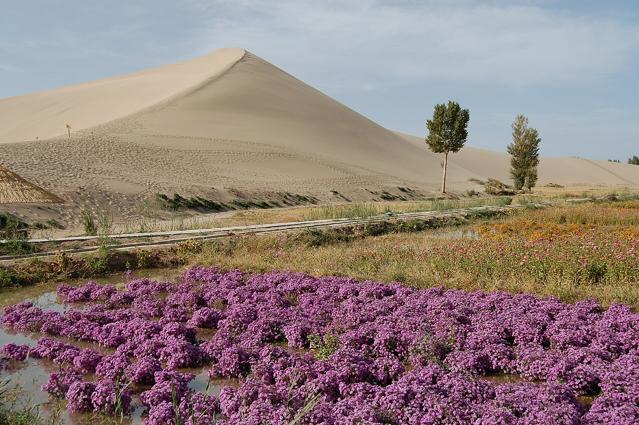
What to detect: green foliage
<box><xmin>507</xmin><ymin>115</ymin><xmax>541</xmax><ymax>191</ymax></box>
<box><xmin>298</xmin><ymin>228</ymin><xmax>351</xmax><ymax>247</ymax></box>
<box><xmin>585</xmin><ymin>262</ymin><xmax>608</xmax><ymax>284</ymax></box>
<box><xmin>426</xmin><ymin>101</ymin><xmax>470</xmax><ymax>155</ymax></box>
<box><xmin>411</xmin><ymin>331</ymin><xmax>455</xmax><ymax>367</ymax></box>
<box><xmin>484</xmin><ymin>179</ymin><xmax>517</xmax><ymax>196</ymax></box>
<box><xmin>87</xmin><ymin>247</ymin><xmax>111</xmax><ymax>275</ymax></box>
<box><xmin>0</xmin><ymin>239</ymin><xmax>35</xmax><ymax>256</ymax></box>
<box><xmin>136</xmin><ymin>250</ymin><xmax>153</xmax><ymax>269</ymax></box>
<box><xmin>628</xmin><ymin>155</ymin><xmax>639</xmax><ymax>165</ymax></box>
<box><xmin>0</xmin><ymin>213</ymin><xmax>29</xmax><ymax>240</ymax></box>
<box><xmin>426</xmin><ymin>100</ymin><xmax>470</xmax><ymax>193</ymax></box>
<box><xmin>0</xmin><ymin>381</ymin><xmax>60</xmax><ymax>425</ymax></box>
<box><xmin>308</xmin><ymin>334</ymin><xmax>340</xmax><ymax>360</ymax></box>
<box><xmin>0</xmin><ymin>269</ymin><xmax>25</xmax><ymax>289</ymax></box>
<box><xmin>0</xmin><ymin>213</ymin><xmax>34</xmax><ymax>256</ymax></box>
<box><xmin>82</xmin><ymin>209</ymin><xmax>97</xmax><ymax>236</ymax></box>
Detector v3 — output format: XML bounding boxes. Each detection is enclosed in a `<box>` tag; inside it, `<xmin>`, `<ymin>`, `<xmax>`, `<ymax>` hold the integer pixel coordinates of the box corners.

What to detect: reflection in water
<box><xmin>0</xmin><ymin>269</ymin><xmax>231</xmax><ymax>424</ymax></box>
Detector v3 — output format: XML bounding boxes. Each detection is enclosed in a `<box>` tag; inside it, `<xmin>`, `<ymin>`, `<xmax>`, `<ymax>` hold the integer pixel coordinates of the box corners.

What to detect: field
<box><xmin>184</xmin><ymin>199</ymin><xmax>639</xmax><ymax>308</ymax></box>
<box><xmin>1</xmin><ymin>199</ymin><xmax>639</xmax><ymax>424</ymax></box>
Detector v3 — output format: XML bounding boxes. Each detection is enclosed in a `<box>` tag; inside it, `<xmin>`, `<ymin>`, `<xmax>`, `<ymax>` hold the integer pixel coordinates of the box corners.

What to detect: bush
<box><xmin>135</xmin><ymin>250</ymin><xmax>153</xmax><ymax>269</ymax></box>
<box><xmin>82</xmin><ymin>209</ymin><xmax>97</xmax><ymax>236</ymax></box>
<box><xmin>0</xmin><ymin>268</ymin><xmax>30</xmax><ymax>289</ymax></box>
<box><xmin>87</xmin><ymin>248</ymin><xmax>110</xmax><ymax>275</ymax></box>
<box><xmin>297</xmin><ymin>228</ymin><xmax>352</xmax><ymax>247</ymax></box>
<box><xmin>0</xmin><ymin>239</ymin><xmax>35</xmax><ymax>256</ymax></box>
<box><xmin>585</xmin><ymin>262</ymin><xmax>607</xmax><ymax>284</ymax></box>
<box><xmin>484</xmin><ymin>179</ymin><xmax>517</xmax><ymax>196</ymax></box>
<box><xmin>0</xmin><ymin>213</ymin><xmax>29</xmax><ymax>240</ymax></box>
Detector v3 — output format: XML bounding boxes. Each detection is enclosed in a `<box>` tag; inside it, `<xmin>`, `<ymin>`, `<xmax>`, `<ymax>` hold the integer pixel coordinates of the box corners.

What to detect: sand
<box><xmin>0</xmin><ymin>47</ymin><xmax>638</xmax><ymax>225</ymax></box>
<box><xmin>0</xmin><ymin>167</ymin><xmax>61</xmax><ymax>204</ymax></box>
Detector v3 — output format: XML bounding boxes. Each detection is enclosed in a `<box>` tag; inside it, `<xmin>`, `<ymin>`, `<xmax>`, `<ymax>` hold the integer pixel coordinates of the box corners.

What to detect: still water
<box><xmin>0</xmin><ymin>269</ymin><xmax>229</xmax><ymax>424</ymax></box>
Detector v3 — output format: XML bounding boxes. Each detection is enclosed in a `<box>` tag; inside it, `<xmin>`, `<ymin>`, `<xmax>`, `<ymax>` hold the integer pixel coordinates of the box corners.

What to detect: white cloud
<box><xmin>192</xmin><ymin>0</ymin><xmax>639</xmax><ymax>89</ymax></box>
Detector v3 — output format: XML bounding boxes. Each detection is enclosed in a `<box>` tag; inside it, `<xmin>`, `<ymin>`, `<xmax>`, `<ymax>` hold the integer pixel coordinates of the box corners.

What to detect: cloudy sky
<box><xmin>2</xmin><ymin>0</ymin><xmax>638</xmax><ymax>159</ymax></box>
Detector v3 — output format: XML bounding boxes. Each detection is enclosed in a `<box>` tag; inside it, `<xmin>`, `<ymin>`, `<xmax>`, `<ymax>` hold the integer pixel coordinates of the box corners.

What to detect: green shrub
<box><xmin>297</xmin><ymin>228</ymin><xmax>352</xmax><ymax>247</ymax></box>
<box><xmin>87</xmin><ymin>247</ymin><xmax>110</xmax><ymax>275</ymax></box>
<box><xmin>0</xmin><ymin>268</ymin><xmax>30</xmax><ymax>288</ymax></box>
<box><xmin>585</xmin><ymin>262</ymin><xmax>607</xmax><ymax>284</ymax></box>
<box><xmin>484</xmin><ymin>179</ymin><xmax>517</xmax><ymax>196</ymax></box>
<box><xmin>136</xmin><ymin>250</ymin><xmax>153</xmax><ymax>269</ymax></box>
<box><xmin>82</xmin><ymin>209</ymin><xmax>97</xmax><ymax>236</ymax></box>
<box><xmin>0</xmin><ymin>213</ymin><xmax>29</xmax><ymax>239</ymax></box>
<box><xmin>308</xmin><ymin>334</ymin><xmax>340</xmax><ymax>360</ymax></box>
<box><xmin>0</xmin><ymin>239</ymin><xmax>35</xmax><ymax>256</ymax></box>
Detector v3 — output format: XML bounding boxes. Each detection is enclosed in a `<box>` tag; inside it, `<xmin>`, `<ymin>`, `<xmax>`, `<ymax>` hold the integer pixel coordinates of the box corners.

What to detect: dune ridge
<box><xmin>0</xmin><ymin>48</ymin><xmax>638</xmax><ymax>222</ymax></box>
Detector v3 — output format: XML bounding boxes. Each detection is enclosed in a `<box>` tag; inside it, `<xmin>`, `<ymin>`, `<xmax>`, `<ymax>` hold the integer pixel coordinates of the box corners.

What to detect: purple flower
<box><xmin>42</xmin><ymin>368</ymin><xmax>83</xmax><ymax>398</ymax></box>
<box><xmin>66</xmin><ymin>381</ymin><xmax>96</xmax><ymax>412</ymax></box>
<box><xmin>1</xmin><ymin>343</ymin><xmax>31</xmax><ymax>361</ymax></box>
<box><xmin>91</xmin><ymin>379</ymin><xmax>132</xmax><ymax>415</ymax></box>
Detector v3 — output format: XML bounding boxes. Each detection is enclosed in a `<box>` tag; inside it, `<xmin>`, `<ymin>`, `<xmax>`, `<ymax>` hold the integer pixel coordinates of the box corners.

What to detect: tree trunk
<box><xmin>441</xmin><ymin>152</ymin><xmax>449</xmax><ymax>194</ymax></box>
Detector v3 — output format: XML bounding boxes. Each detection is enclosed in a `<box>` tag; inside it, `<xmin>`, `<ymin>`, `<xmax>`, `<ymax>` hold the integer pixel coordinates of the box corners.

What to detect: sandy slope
<box><xmin>0</xmin><ymin>167</ymin><xmax>61</xmax><ymax>204</ymax></box>
<box><xmin>398</xmin><ymin>133</ymin><xmax>639</xmax><ymax>187</ymax></box>
<box><xmin>0</xmin><ymin>48</ymin><xmax>245</xmax><ymax>143</ymax></box>
<box><xmin>0</xmin><ymin>47</ymin><xmax>638</xmax><ymax>224</ymax></box>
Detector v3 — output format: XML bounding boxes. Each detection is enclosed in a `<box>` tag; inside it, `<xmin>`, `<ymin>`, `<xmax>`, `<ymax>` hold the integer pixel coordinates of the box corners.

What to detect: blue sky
<box><xmin>1</xmin><ymin>0</ymin><xmax>638</xmax><ymax>160</ymax></box>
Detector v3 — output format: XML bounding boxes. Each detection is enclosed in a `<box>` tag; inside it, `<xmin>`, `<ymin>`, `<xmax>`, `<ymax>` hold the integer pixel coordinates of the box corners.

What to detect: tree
<box><xmin>628</xmin><ymin>156</ymin><xmax>639</xmax><ymax>165</ymax></box>
<box><xmin>426</xmin><ymin>101</ymin><xmax>470</xmax><ymax>193</ymax></box>
<box><xmin>507</xmin><ymin>115</ymin><xmax>541</xmax><ymax>191</ymax></box>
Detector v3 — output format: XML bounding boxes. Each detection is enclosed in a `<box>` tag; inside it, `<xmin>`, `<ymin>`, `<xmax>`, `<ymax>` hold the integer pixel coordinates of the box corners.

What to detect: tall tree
<box><xmin>628</xmin><ymin>155</ymin><xmax>639</xmax><ymax>165</ymax></box>
<box><xmin>507</xmin><ymin>115</ymin><xmax>541</xmax><ymax>191</ymax></box>
<box><xmin>426</xmin><ymin>101</ymin><xmax>470</xmax><ymax>194</ymax></box>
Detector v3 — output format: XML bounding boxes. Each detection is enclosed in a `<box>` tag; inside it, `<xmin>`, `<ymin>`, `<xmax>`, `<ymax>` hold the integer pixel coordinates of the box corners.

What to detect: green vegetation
<box><xmin>507</xmin><ymin>114</ymin><xmax>541</xmax><ymax>191</ymax></box>
<box><xmin>156</xmin><ymin>192</ymin><xmax>318</xmax><ymax>213</ymax></box>
<box><xmin>308</xmin><ymin>334</ymin><xmax>340</xmax><ymax>360</ymax></box>
<box><xmin>0</xmin><ymin>213</ymin><xmax>35</xmax><ymax>256</ymax></box>
<box><xmin>628</xmin><ymin>155</ymin><xmax>639</xmax><ymax>165</ymax></box>
<box><xmin>426</xmin><ymin>100</ymin><xmax>470</xmax><ymax>193</ymax></box>
<box><xmin>185</xmin><ymin>200</ymin><xmax>639</xmax><ymax>309</ymax></box>
<box><xmin>0</xmin><ymin>381</ymin><xmax>62</xmax><ymax>425</ymax></box>
<box><xmin>0</xmin><ymin>213</ymin><xmax>28</xmax><ymax>240</ymax></box>
<box><xmin>82</xmin><ymin>209</ymin><xmax>98</xmax><ymax>236</ymax></box>
<box><xmin>301</xmin><ymin>197</ymin><xmax>513</xmax><ymax>221</ymax></box>
<box><xmin>471</xmin><ymin>178</ymin><xmax>518</xmax><ymax>196</ymax></box>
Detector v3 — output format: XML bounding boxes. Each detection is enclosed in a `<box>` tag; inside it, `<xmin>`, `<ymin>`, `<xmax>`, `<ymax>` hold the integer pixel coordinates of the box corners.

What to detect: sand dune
<box><xmin>398</xmin><ymin>133</ymin><xmax>639</xmax><ymax>187</ymax></box>
<box><xmin>0</xmin><ymin>47</ymin><xmax>638</xmax><ymax>222</ymax></box>
<box><xmin>0</xmin><ymin>48</ymin><xmax>245</xmax><ymax>144</ymax></box>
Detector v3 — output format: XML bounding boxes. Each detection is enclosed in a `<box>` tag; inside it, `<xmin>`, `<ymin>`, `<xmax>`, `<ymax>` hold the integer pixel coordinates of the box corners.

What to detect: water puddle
<box><xmin>0</xmin><ymin>269</ymin><xmax>231</xmax><ymax>424</ymax></box>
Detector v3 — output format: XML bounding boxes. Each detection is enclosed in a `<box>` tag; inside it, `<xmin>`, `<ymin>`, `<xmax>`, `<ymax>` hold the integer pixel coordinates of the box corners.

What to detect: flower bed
<box><xmin>1</xmin><ymin>267</ymin><xmax>639</xmax><ymax>424</ymax></box>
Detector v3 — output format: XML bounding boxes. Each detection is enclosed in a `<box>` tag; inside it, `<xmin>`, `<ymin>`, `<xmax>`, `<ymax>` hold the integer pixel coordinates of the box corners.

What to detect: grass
<box><xmin>34</xmin><ymin>187</ymin><xmax>636</xmax><ymax>238</ymax></box>
<box><xmin>183</xmin><ymin>200</ymin><xmax>639</xmax><ymax>309</ymax></box>
<box><xmin>3</xmin><ymin>197</ymin><xmax>639</xmax><ymax>309</ymax></box>
<box><xmin>0</xmin><ymin>381</ymin><xmax>62</xmax><ymax>425</ymax></box>
<box><xmin>0</xmin><ymin>208</ymin><xmax>507</xmax><ymax>291</ymax></box>
<box><xmin>300</xmin><ymin>197</ymin><xmax>514</xmax><ymax>221</ymax></box>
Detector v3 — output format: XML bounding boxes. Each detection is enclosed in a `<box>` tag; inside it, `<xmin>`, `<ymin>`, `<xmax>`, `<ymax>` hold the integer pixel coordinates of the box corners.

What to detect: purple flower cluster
<box><xmin>2</xmin><ymin>267</ymin><xmax>639</xmax><ymax>424</ymax></box>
